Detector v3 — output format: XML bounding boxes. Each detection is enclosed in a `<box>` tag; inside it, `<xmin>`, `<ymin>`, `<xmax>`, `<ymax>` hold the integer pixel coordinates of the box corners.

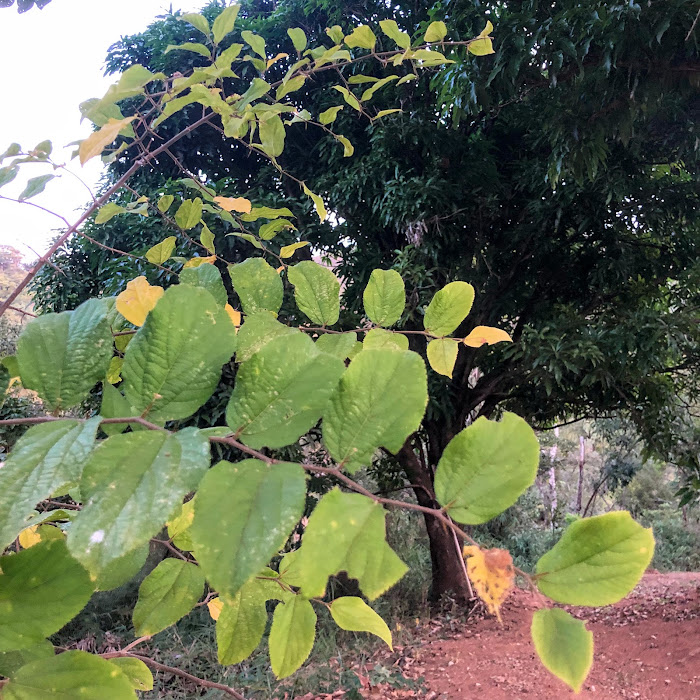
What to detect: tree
<box><xmin>31</xmin><ymin>0</ymin><xmax>700</xmax><ymax>597</ymax></box>
<box><xmin>0</xmin><ymin>6</ymin><xmax>657</xmax><ymax>696</ymax></box>
<box><xmin>0</xmin><ymin>0</ymin><xmax>52</xmax><ymax>12</ymax></box>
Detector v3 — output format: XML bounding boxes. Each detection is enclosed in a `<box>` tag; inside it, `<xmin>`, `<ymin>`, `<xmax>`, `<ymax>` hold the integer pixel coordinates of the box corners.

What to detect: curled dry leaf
<box><xmin>463</xmin><ymin>545</ymin><xmax>514</xmax><ymax>622</ymax></box>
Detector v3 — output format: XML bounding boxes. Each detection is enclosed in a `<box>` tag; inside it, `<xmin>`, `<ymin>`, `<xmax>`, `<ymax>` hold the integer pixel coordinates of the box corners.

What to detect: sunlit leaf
<box><xmin>269</xmin><ymin>596</ymin><xmax>316</xmax><ymax>679</ymax></box>
<box><xmin>344</xmin><ymin>25</ymin><xmax>377</xmax><ymax>50</ymax></box>
<box><xmin>115</xmin><ymin>276</ymin><xmax>164</xmax><ymax>326</ymax></box>
<box><xmin>145</xmin><ymin>236</ymin><xmax>176</xmax><ymax>265</ymax></box>
<box><xmin>79</xmin><ymin>117</ymin><xmax>135</xmax><ymax>165</ymax></box>
<box><xmin>423</xmin><ymin>281</ymin><xmax>474</xmax><ymax>336</ymax></box>
<box><xmin>424</xmin><ymin>20</ymin><xmax>447</xmax><ymax>42</ymax></box>
<box><xmin>287</xmin><ymin>260</ymin><xmax>340</xmax><ymax>326</ymax></box>
<box><xmin>95</xmin><ymin>202</ymin><xmax>125</xmax><ymax>224</ymax></box>
<box><xmin>363</xmin><ymin>268</ymin><xmax>405</xmax><ymax>326</ymax></box>
<box><xmin>330</xmin><ymin>597</ymin><xmax>393</xmax><ymax>649</ymax></box>
<box><xmin>287</xmin><ymin>27</ymin><xmax>307</xmax><ymax>52</ymax></box>
<box><xmin>214</xmin><ymin>195</ymin><xmax>252</xmax><ymax>213</ymax></box>
<box><xmin>229</xmin><ymin>257</ymin><xmax>284</xmax><ymax>315</ymax></box>
<box><xmin>212</xmin><ymin>4</ymin><xmax>240</xmax><ymax>44</ymax></box>
<box><xmin>379</xmin><ymin>19</ymin><xmax>410</xmax><ymax>49</ymax></box>
<box><xmin>279</xmin><ymin>241</ymin><xmax>309</xmax><ymax>258</ymax></box>
<box><xmin>426</xmin><ymin>337</ymin><xmax>459</xmax><ymax>378</ymax></box>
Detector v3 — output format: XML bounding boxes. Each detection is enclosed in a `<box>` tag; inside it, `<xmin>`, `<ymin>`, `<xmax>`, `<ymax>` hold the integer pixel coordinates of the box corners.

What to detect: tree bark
<box><xmin>397</xmin><ymin>442</ymin><xmax>471</xmax><ymax>603</ymax></box>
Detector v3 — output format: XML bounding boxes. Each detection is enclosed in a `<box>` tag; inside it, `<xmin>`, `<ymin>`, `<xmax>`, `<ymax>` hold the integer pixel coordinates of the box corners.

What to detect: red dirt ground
<box><xmin>407</xmin><ymin>572</ymin><xmax>700</xmax><ymax>699</ymax></box>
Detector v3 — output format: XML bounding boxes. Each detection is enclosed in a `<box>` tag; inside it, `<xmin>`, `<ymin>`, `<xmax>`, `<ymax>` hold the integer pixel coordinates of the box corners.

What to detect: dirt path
<box><xmin>408</xmin><ymin>572</ymin><xmax>700</xmax><ymax>699</ymax></box>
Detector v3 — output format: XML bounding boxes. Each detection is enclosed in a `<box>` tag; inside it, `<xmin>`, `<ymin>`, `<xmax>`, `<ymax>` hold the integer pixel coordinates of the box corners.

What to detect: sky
<box><xmin>0</xmin><ymin>0</ymin><xmax>205</xmax><ymax>261</ymax></box>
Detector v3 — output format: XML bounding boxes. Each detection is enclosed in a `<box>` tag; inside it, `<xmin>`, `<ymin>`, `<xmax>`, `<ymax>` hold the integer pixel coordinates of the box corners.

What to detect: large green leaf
<box><xmin>191</xmin><ymin>459</ymin><xmax>306</xmax><ymax>599</ymax></box>
<box><xmin>0</xmin><ymin>418</ymin><xmax>100</xmax><ymax>550</ymax></box>
<box><xmin>322</xmin><ymin>348</ymin><xmax>427</xmax><ymax>472</ymax></box>
<box><xmin>16</xmin><ymin>298</ymin><xmax>113</xmax><ymax>411</ymax></box>
<box><xmin>226</xmin><ymin>333</ymin><xmax>344</xmax><ymax>449</ymax></box>
<box><xmin>216</xmin><ymin>576</ymin><xmax>285</xmax><ymax>665</ymax></box>
<box><xmin>259</xmin><ymin>114</ymin><xmax>286</xmax><ymax>158</ymax></box>
<box><xmin>68</xmin><ymin>429</ymin><xmax>210</xmax><ymax>574</ymax></box>
<box><xmin>293</xmin><ymin>489</ymin><xmax>407</xmax><ymax>600</ymax></box>
<box><xmin>133</xmin><ymin>559</ymin><xmax>205</xmax><ymax>636</ymax></box>
<box><xmin>330</xmin><ymin>597</ymin><xmax>392</xmax><ymax>649</ymax></box>
<box><xmin>423</xmin><ymin>281</ymin><xmax>475</xmax><ymax>336</ymax></box>
<box><xmin>94</xmin><ymin>544</ymin><xmax>149</xmax><ymax>592</ymax></box>
<box><xmin>287</xmin><ymin>261</ymin><xmax>340</xmax><ymax>326</ymax></box>
<box><xmin>179</xmin><ymin>263</ymin><xmax>227</xmax><ymax>306</ymax></box>
<box><xmin>121</xmin><ymin>285</ymin><xmax>236</xmax><ymax>422</ymax></box>
<box><xmin>363</xmin><ymin>269</ymin><xmax>405</xmax><ymax>326</ymax></box>
<box><xmin>531</xmin><ymin>609</ymin><xmax>593</xmax><ymax>692</ymax></box>
<box><xmin>363</xmin><ymin>328</ymin><xmax>408</xmax><ymax>351</ymax></box>
<box><xmin>0</xmin><ymin>640</ymin><xmax>54</xmax><ymax>679</ymax></box>
<box><xmin>235</xmin><ymin>311</ymin><xmax>298</xmax><ymax>362</ymax></box>
<box><xmin>212</xmin><ymin>4</ymin><xmax>240</xmax><ymax>43</ymax></box>
<box><xmin>535</xmin><ymin>512</ymin><xmax>654</xmax><ymax>605</ymax></box>
<box><xmin>107</xmin><ymin>657</ymin><xmax>153</xmax><ymax>691</ymax></box>
<box><xmin>2</xmin><ymin>650</ymin><xmax>135</xmax><ymax>700</ymax></box>
<box><xmin>0</xmin><ymin>540</ymin><xmax>94</xmax><ymax>652</ymax></box>
<box><xmin>269</xmin><ymin>596</ymin><xmax>316</xmax><ymax>679</ymax></box>
<box><xmin>229</xmin><ymin>258</ymin><xmax>284</xmax><ymax>315</ymax></box>
<box><xmin>315</xmin><ymin>332</ymin><xmax>357</xmax><ymax>359</ymax></box>
<box><xmin>434</xmin><ymin>412</ymin><xmax>540</xmax><ymax>524</ymax></box>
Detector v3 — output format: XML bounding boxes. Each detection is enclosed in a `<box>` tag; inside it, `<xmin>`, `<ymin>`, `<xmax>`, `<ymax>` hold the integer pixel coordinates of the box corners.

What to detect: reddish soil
<box><xmin>408</xmin><ymin>572</ymin><xmax>700</xmax><ymax>699</ymax></box>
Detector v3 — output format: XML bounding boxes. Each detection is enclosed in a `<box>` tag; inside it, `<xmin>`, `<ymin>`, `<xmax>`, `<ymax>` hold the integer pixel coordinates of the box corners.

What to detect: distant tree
<box><xmin>0</xmin><ymin>0</ymin><xmax>52</xmax><ymax>12</ymax></box>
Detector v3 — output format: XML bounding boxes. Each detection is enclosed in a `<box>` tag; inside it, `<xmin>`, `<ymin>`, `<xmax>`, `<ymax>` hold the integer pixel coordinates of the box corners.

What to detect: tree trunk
<box><xmin>397</xmin><ymin>443</ymin><xmax>471</xmax><ymax>603</ymax></box>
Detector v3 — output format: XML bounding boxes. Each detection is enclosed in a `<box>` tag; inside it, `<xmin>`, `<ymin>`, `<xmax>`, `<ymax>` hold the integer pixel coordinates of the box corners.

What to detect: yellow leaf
<box><xmin>279</xmin><ymin>241</ymin><xmax>309</xmax><ymax>258</ymax></box>
<box><xmin>213</xmin><ymin>195</ymin><xmax>252</xmax><ymax>213</ymax></box>
<box><xmin>225</xmin><ymin>304</ymin><xmax>242</xmax><ymax>331</ymax></box>
<box><xmin>463</xmin><ymin>326</ymin><xmax>512</xmax><ymax>347</ymax></box>
<box><xmin>18</xmin><ymin>525</ymin><xmax>41</xmax><ymax>549</ymax></box>
<box><xmin>276</xmin><ymin>266</ymin><xmax>285</xmax><ymax>274</ymax></box>
<box><xmin>79</xmin><ymin>117</ymin><xmax>136</xmax><ymax>165</ymax></box>
<box><xmin>463</xmin><ymin>546</ymin><xmax>514</xmax><ymax>622</ymax></box>
<box><xmin>479</xmin><ymin>20</ymin><xmax>494</xmax><ymax>37</ymax></box>
<box><xmin>115</xmin><ymin>276</ymin><xmax>164</xmax><ymax>326</ymax></box>
<box><xmin>182</xmin><ymin>255</ymin><xmax>217</xmax><ymax>269</ymax></box>
<box><xmin>267</xmin><ymin>52</ymin><xmax>289</xmax><ymax>69</ymax></box>
<box><xmin>468</xmin><ymin>36</ymin><xmax>494</xmax><ymax>55</ymax></box>
<box><xmin>106</xmin><ymin>357</ymin><xmax>123</xmax><ymax>384</ymax></box>
<box><xmin>208</xmin><ymin>597</ymin><xmax>224</xmax><ymax>621</ymax></box>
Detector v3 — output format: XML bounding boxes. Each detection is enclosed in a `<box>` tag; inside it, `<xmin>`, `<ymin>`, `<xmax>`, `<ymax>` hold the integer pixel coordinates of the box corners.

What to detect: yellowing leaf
<box><xmin>225</xmin><ymin>304</ymin><xmax>242</xmax><ymax>330</ymax></box>
<box><xmin>279</xmin><ymin>241</ymin><xmax>310</xmax><ymax>258</ymax></box>
<box><xmin>302</xmin><ymin>183</ymin><xmax>327</xmax><ymax>222</ymax></box>
<box><xmin>18</xmin><ymin>525</ymin><xmax>42</xmax><ymax>549</ymax></box>
<box><xmin>426</xmin><ymin>338</ymin><xmax>459</xmax><ymax>378</ymax></box>
<box><xmin>424</xmin><ymin>20</ymin><xmax>447</xmax><ymax>42</ymax></box>
<box><xmin>463</xmin><ymin>546</ymin><xmax>514</xmax><ymax>622</ymax></box>
<box><xmin>115</xmin><ymin>276</ymin><xmax>164</xmax><ymax>326</ymax></box>
<box><xmin>145</xmin><ymin>236</ymin><xmax>176</xmax><ymax>264</ymax></box>
<box><xmin>106</xmin><ymin>356</ymin><xmax>123</xmax><ymax>384</ymax></box>
<box><xmin>336</xmin><ymin>134</ymin><xmax>354</xmax><ymax>157</ymax></box>
<box><xmin>469</xmin><ymin>23</ymin><xmax>495</xmax><ymax>56</ymax></box>
<box><xmin>214</xmin><ymin>195</ymin><xmax>252</xmax><ymax>213</ymax></box>
<box><xmin>463</xmin><ymin>326</ymin><xmax>512</xmax><ymax>347</ymax></box>
<box><xmin>79</xmin><ymin>117</ymin><xmax>135</xmax><ymax>165</ymax></box>
<box><xmin>208</xmin><ymin>597</ymin><xmax>224</xmax><ymax>620</ymax></box>
<box><xmin>200</xmin><ymin>223</ymin><xmax>216</xmax><ymax>255</ymax></box>
<box><xmin>183</xmin><ymin>255</ymin><xmax>217</xmax><ymax>269</ymax></box>
<box><xmin>267</xmin><ymin>52</ymin><xmax>288</xmax><ymax>69</ymax></box>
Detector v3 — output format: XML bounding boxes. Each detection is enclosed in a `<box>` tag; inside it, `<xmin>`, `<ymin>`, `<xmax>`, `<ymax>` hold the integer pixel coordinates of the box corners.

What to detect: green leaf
<box><xmin>133</xmin><ymin>559</ymin><xmax>205</xmax><ymax>636</ymax></box>
<box><xmin>121</xmin><ymin>285</ymin><xmax>236</xmax><ymax>422</ymax></box>
<box><xmin>302</xmin><ymin>183</ymin><xmax>327</xmax><ymax>221</ymax></box>
<box><xmin>241</xmin><ymin>30</ymin><xmax>266</xmax><ymax>58</ymax></box>
<box><xmin>2</xmin><ymin>650</ymin><xmax>135</xmax><ymax>700</ymax></box>
<box><xmin>287</xmin><ymin>27</ymin><xmax>307</xmax><ymax>52</ymax></box>
<box><xmin>212</xmin><ymin>4</ymin><xmax>241</xmax><ymax>44</ymax></box>
<box><xmin>17</xmin><ymin>298</ymin><xmax>114</xmax><ymax>411</ymax></box>
<box><xmin>434</xmin><ymin>413</ymin><xmax>539</xmax><ymax>524</ymax></box>
<box><xmin>336</xmin><ymin>134</ymin><xmax>354</xmax><ymax>157</ymax></box>
<box><xmin>279</xmin><ymin>241</ymin><xmax>309</xmax><ymax>258</ymax></box>
<box><xmin>0</xmin><ymin>540</ymin><xmax>94</xmax><ymax>652</ymax></box>
<box><xmin>200</xmin><ymin>223</ymin><xmax>215</xmax><ymax>254</ymax></box>
<box><xmin>0</xmin><ymin>165</ymin><xmax>18</xmax><ymax>189</ymax></box>
<box><xmin>100</xmin><ymin>383</ymin><xmax>139</xmax><ymax>436</ymax></box>
<box><xmin>331</xmin><ymin>85</ymin><xmax>362</xmax><ymax>112</ymax></box>
<box><xmin>175</xmin><ymin>198</ymin><xmax>203</xmax><ymax>230</ymax></box>
<box><xmin>164</xmin><ymin>42</ymin><xmax>211</xmax><ymax>58</ymax></box>
<box><xmin>167</xmin><ymin>500</ymin><xmax>195</xmax><ymax>552</ymax></box>
<box><xmin>1</xmin><ymin>354</ymin><xmax>20</xmax><ymax>378</ymax></box>
<box><xmin>229</xmin><ymin>257</ymin><xmax>284</xmax><ymax>315</ymax></box>
<box><xmin>94</xmin><ymin>544</ymin><xmax>149</xmax><ymax>591</ymax></box>
<box><xmin>68</xmin><ymin>429</ymin><xmax>210</xmax><ymax>574</ymax></box>
<box><xmin>157</xmin><ymin>194</ymin><xmax>174</xmax><ymax>213</ymax></box>
<box><xmin>241</xmin><ymin>205</ymin><xmax>294</xmax><ymax>222</ymax></box>
<box><xmin>276</xmin><ymin>75</ymin><xmax>306</xmax><ymax>101</ymax></box>
<box><xmin>236</xmin><ymin>78</ymin><xmax>271</xmax><ymax>110</ymax></box>
<box><xmin>287</xmin><ymin>260</ymin><xmax>340</xmax><ymax>326</ymax></box>
<box><xmin>424</xmin><ymin>20</ymin><xmax>447</xmax><ymax>42</ymax></box>
<box><xmin>0</xmin><ymin>640</ymin><xmax>54</xmax><ymax>679</ymax></box>
<box><xmin>319</xmin><ymin>105</ymin><xmax>343</xmax><ymax>125</ymax></box>
<box><xmin>179</xmin><ymin>12</ymin><xmax>210</xmax><ymax>36</ymax></box>
<box><xmin>0</xmin><ymin>418</ymin><xmax>100</xmax><ymax>550</ymax></box>
<box><xmin>379</xmin><ymin>19</ymin><xmax>411</xmax><ymax>49</ymax></box>
<box><xmin>531</xmin><ymin>609</ymin><xmax>593</xmax><ymax>693</ymax></box>
<box><xmin>363</xmin><ymin>328</ymin><xmax>408</xmax><ymax>351</ymax></box>
<box><xmin>535</xmin><ymin>512</ymin><xmax>654</xmax><ymax>605</ymax></box>
<box><xmin>468</xmin><ymin>36</ymin><xmax>494</xmax><ymax>56</ymax></box>
<box><xmin>259</xmin><ymin>114</ymin><xmax>285</xmax><ymax>158</ymax></box>
<box><xmin>323</xmin><ymin>348</ymin><xmax>427</xmax><ymax>472</ymax></box>
<box><xmin>17</xmin><ymin>173</ymin><xmax>54</xmax><ymax>201</ymax></box>
<box><xmin>293</xmin><ymin>489</ymin><xmax>407</xmax><ymax>600</ymax></box>
<box><xmin>423</xmin><ymin>281</ymin><xmax>475</xmax><ymax>336</ymax></box>
<box><xmin>375</xmin><ymin>108</ymin><xmax>403</xmax><ymax>119</ymax></box>
<box><xmin>235</xmin><ymin>312</ymin><xmax>297</xmax><ymax>363</ymax></box>
<box><xmin>326</xmin><ymin>25</ymin><xmax>344</xmax><ymax>43</ymax></box>
<box><xmin>180</xmin><ymin>263</ymin><xmax>227</xmax><ymax>306</ymax></box>
<box><xmin>363</xmin><ymin>268</ymin><xmax>405</xmax><ymax>326</ymax></box>
<box><xmin>330</xmin><ymin>597</ymin><xmax>392</xmax><ymax>649</ymax></box>
<box><xmin>269</xmin><ymin>597</ymin><xmax>316</xmax><ymax>679</ymax></box>
<box><xmin>344</xmin><ymin>25</ymin><xmax>377</xmax><ymax>50</ymax></box>
<box><xmin>426</xmin><ymin>337</ymin><xmax>459</xmax><ymax>378</ymax></box>
<box><xmin>315</xmin><ymin>332</ymin><xmax>357</xmax><ymax>359</ymax></box>
<box><xmin>191</xmin><ymin>459</ymin><xmax>306</xmax><ymax>599</ymax></box>
<box><xmin>95</xmin><ymin>202</ymin><xmax>125</xmax><ymax>224</ymax></box>
<box><xmin>145</xmin><ymin>236</ymin><xmax>176</xmax><ymax>264</ymax></box>
<box><xmin>108</xmin><ymin>657</ymin><xmax>153</xmax><ymax>691</ymax></box>
<box><xmin>227</xmin><ymin>333</ymin><xmax>344</xmax><ymax>449</ymax></box>
<box><xmin>361</xmin><ymin>75</ymin><xmax>399</xmax><ymax>102</ymax></box>
<box><xmin>216</xmin><ymin>577</ymin><xmax>274</xmax><ymax>665</ymax></box>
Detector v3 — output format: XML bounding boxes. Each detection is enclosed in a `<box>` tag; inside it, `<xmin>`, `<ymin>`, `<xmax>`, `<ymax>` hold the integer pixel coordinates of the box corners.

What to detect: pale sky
<box><xmin>0</xmin><ymin>0</ymin><xmax>205</xmax><ymax>261</ymax></box>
